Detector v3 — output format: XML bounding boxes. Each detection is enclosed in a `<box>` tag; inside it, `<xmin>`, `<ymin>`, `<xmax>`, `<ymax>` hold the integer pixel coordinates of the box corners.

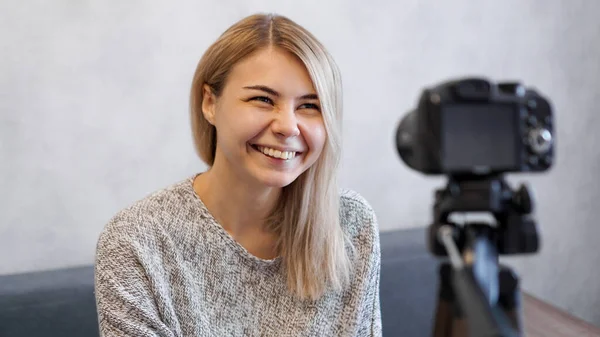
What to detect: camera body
<box><xmin>396</xmin><ymin>77</ymin><xmax>554</xmax><ymax>176</ymax></box>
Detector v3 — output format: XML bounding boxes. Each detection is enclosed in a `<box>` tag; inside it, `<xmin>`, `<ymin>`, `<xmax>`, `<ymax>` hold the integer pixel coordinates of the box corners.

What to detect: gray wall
<box><xmin>2</xmin><ymin>0</ymin><xmax>599</xmax><ymax>326</ymax></box>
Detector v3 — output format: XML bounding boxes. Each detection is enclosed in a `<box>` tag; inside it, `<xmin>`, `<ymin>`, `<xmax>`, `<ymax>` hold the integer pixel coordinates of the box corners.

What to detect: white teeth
<box><xmin>257</xmin><ymin>146</ymin><xmax>297</xmax><ymax>160</ymax></box>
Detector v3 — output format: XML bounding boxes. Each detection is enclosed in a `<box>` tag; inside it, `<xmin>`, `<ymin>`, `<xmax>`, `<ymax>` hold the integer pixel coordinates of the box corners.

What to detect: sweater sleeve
<box><xmin>369</xmin><ymin>213</ymin><xmax>383</xmax><ymax>337</ymax></box>
<box><xmin>344</xmin><ymin>189</ymin><xmax>383</xmax><ymax>337</ymax></box>
<box><xmin>94</xmin><ymin>221</ymin><xmax>174</xmax><ymax>337</ymax></box>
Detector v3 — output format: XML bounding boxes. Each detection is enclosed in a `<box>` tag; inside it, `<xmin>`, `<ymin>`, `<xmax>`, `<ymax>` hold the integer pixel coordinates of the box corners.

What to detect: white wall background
<box><xmin>2</xmin><ymin>0</ymin><xmax>599</xmax><ymax>326</ymax></box>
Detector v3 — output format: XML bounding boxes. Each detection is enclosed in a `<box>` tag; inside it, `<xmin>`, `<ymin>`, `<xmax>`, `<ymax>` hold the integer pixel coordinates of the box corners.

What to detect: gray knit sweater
<box><xmin>94</xmin><ymin>176</ymin><xmax>382</xmax><ymax>336</ymax></box>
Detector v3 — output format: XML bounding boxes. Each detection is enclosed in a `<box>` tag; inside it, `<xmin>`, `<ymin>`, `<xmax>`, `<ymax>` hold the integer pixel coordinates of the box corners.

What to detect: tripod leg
<box><xmin>498</xmin><ymin>265</ymin><xmax>524</xmax><ymax>334</ymax></box>
<box><xmin>432</xmin><ymin>263</ymin><xmax>469</xmax><ymax>337</ymax></box>
<box><xmin>432</xmin><ymin>299</ymin><xmax>454</xmax><ymax>337</ymax></box>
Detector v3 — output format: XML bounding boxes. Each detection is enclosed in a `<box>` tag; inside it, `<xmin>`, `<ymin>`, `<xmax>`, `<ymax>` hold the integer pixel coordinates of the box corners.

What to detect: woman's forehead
<box><xmin>225</xmin><ymin>47</ymin><xmax>317</xmax><ymax>96</ymax></box>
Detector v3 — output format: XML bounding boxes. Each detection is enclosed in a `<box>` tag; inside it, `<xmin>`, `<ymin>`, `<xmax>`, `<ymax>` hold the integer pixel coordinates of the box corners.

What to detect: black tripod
<box><xmin>428</xmin><ymin>175</ymin><xmax>540</xmax><ymax>337</ymax></box>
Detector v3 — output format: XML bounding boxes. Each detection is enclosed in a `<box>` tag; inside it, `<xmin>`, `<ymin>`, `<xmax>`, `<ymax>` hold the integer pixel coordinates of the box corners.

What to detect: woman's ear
<box><xmin>202</xmin><ymin>84</ymin><xmax>217</xmax><ymax>125</ymax></box>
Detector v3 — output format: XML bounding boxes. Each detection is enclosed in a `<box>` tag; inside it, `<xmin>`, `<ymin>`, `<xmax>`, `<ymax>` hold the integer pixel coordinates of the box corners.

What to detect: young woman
<box><xmin>95</xmin><ymin>13</ymin><xmax>382</xmax><ymax>337</ymax></box>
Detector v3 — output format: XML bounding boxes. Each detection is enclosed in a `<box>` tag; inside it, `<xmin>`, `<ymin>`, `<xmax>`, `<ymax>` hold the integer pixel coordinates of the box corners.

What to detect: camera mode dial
<box><xmin>527</xmin><ymin>127</ymin><xmax>552</xmax><ymax>155</ymax></box>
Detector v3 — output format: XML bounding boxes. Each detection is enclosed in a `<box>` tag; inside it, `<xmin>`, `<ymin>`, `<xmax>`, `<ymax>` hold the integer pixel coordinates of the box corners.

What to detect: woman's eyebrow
<box><xmin>299</xmin><ymin>93</ymin><xmax>318</xmax><ymax>100</ymax></box>
<box><xmin>243</xmin><ymin>85</ymin><xmax>318</xmax><ymax>100</ymax></box>
<box><xmin>244</xmin><ymin>85</ymin><xmax>279</xmax><ymax>97</ymax></box>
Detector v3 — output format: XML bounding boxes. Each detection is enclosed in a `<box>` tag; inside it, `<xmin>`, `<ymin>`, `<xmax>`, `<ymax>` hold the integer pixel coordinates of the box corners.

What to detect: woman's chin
<box><xmin>255</xmin><ymin>171</ymin><xmax>298</xmax><ymax>189</ymax></box>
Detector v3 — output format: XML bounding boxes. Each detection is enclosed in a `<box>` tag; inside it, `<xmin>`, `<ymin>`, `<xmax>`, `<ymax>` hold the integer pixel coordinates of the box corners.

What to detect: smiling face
<box><xmin>201</xmin><ymin>46</ymin><xmax>327</xmax><ymax>188</ymax></box>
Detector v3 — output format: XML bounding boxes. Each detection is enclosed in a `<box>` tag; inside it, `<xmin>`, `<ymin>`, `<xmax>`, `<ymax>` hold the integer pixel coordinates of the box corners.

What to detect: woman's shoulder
<box><xmin>100</xmin><ymin>176</ymin><xmax>197</xmax><ymax>239</ymax></box>
<box><xmin>339</xmin><ymin>188</ymin><xmax>379</xmax><ymax>239</ymax></box>
<box><xmin>339</xmin><ymin>188</ymin><xmax>376</xmax><ymax>220</ymax></box>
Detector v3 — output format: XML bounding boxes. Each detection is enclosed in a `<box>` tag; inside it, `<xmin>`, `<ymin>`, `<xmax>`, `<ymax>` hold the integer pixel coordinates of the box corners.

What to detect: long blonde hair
<box><xmin>190</xmin><ymin>13</ymin><xmax>353</xmax><ymax>301</ymax></box>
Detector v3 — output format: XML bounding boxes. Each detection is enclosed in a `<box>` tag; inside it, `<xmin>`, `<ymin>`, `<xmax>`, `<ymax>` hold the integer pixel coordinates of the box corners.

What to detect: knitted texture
<box><xmin>94</xmin><ymin>176</ymin><xmax>382</xmax><ymax>336</ymax></box>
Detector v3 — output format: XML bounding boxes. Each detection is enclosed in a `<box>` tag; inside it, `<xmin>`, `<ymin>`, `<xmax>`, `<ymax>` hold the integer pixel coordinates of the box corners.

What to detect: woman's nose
<box><xmin>272</xmin><ymin>106</ymin><xmax>300</xmax><ymax>137</ymax></box>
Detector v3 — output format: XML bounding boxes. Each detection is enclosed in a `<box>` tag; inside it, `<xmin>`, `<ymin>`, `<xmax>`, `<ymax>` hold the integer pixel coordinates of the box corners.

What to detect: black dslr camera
<box><xmin>396</xmin><ymin>77</ymin><xmax>554</xmax><ymax>176</ymax></box>
<box><xmin>395</xmin><ymin>78</ymin><xmax>555</xmax><ymax>336</ymax></box>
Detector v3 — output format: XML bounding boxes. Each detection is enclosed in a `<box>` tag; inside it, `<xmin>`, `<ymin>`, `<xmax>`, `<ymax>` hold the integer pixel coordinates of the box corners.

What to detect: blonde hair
<box><xmin>190</xmin><ymin>13</ymin><xmax>353</xmax><ymax>301</ymax></box>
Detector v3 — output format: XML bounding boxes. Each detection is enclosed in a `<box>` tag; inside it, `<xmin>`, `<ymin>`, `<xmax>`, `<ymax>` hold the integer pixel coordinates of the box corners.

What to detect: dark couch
<box><xmin>0</xmin><ymin>228</ymin><xmax>440</xmax><ymax>336</ymax></box>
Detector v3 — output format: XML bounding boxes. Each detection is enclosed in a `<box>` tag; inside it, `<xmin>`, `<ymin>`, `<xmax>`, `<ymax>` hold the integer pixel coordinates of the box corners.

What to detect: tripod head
<box><xmin>428</xmin><ymin>174</ymin><xmax>540</xmax><ymax>258</ymax></box>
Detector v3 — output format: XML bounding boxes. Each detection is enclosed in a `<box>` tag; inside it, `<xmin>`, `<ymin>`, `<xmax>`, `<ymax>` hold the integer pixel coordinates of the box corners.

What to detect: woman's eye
<box><xmin>299</xmin><ymin>103</ymin><xmax>321</xmax><ymax>112</ymax></box>
<box><xmin>250</xmin><ymin>96</ymin><xmax>273</xmax><ymax>104</ymax></box>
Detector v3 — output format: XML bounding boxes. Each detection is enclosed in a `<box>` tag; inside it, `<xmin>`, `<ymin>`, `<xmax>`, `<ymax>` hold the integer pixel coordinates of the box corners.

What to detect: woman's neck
<box><xmin>192</xmin><ymin>162</ymin><xmax>281</xmax><ymax>238</ymax></box>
